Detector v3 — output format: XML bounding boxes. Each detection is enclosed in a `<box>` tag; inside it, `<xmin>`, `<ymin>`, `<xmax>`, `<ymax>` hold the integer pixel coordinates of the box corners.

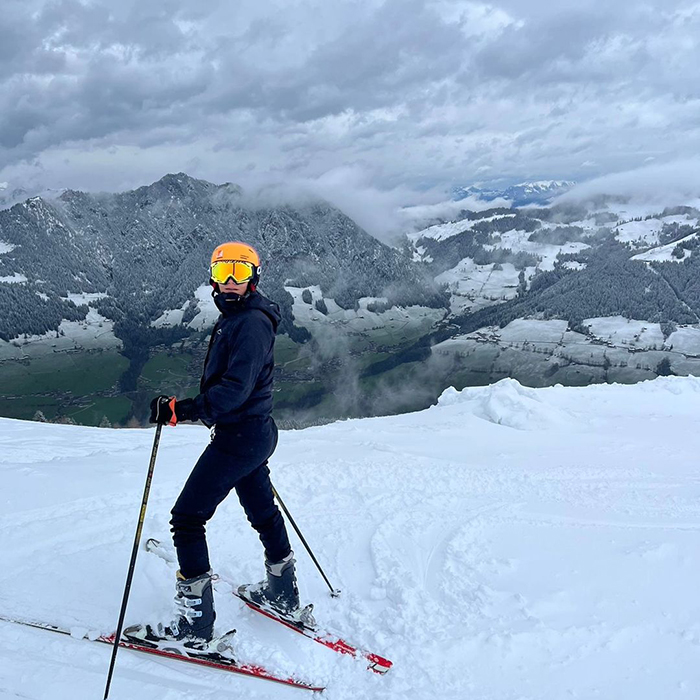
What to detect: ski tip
<box><xmin>369</xmin><ymin>660</ymin><xmax>392</xmax><ymax>674</ymax></box>
<box><xmin>367</xmin><ymin>653</ymin><xmax>393</xmax><ymax>674</ymax></box>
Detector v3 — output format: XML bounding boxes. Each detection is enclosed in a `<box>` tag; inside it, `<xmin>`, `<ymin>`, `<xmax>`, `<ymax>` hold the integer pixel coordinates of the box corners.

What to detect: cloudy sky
<box><xmin>2</xmin><ymin>0</ymin><xmax>700</xmax><ymax>226</ymax></box>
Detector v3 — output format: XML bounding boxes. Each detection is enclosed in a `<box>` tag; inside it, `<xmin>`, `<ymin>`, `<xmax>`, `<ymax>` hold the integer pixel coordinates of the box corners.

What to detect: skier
<box><xmin>124</xmin><ymin>241</ymin><xmax>300</xmax><ymax>648</ymax></box>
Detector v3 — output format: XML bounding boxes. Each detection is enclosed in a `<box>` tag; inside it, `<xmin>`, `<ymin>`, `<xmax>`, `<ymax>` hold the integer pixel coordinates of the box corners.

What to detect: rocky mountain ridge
<box><xmin>0</xmin><ymin>173</ymin><xmax>445</xmax><ymax>346</ymax></box>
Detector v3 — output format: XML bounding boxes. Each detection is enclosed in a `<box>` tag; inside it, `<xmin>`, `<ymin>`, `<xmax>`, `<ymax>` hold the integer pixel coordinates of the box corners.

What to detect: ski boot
<box><xmin>123</xmin><ymin>569</ymin><xmax>216</xmax><ymax>649</ymax></box>
<box><xmin>238</xmin><ymin>551</ymin><xmax>315</xmax><ymax>627</ymax></box>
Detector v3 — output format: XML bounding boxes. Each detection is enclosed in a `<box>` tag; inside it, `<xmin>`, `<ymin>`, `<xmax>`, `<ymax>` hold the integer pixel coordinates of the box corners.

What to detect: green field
<box><xmin>0</xmin><ymin>351</ymin><xmax>131</xmax><ymax>425</ymax></box>
<box><xmin>0</xmin><ymin>395</ymin><xmax>63</xmax><ymax>422</ymax></box>
<box><xmin>274</xmin><ymin>335</ymin><xmax>301</xmax><ymax>365</ymax></box>
<box><xmin>0</xmin><ymin>321</ymin><xmax>445</xmax><ymax>428</ymax></box>
<box><xmin>274</xmin><ymin>380</ymin><xmax>326</xmax><ymax>410</ymax></box>
<box><xmin>0</xmin><ymin>352</ymin><xmax>128</xmax><ymax>395</ymax></box>
<box><xmin>65</xmin><ymin>396</ymin><xmax>133</xmax><ymax>426</ymax></box>
<box><xmin>138</xmin><ymin>352</ymin><xmax>197</xmax><ymax>397</ymax></box>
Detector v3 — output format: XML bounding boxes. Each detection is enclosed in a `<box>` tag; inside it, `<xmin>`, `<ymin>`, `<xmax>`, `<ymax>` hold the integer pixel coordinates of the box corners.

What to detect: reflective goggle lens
<box><xmin>210</xmin><ymin>260</ymin><xmax>256</xmax><ymax>284</ymax></box>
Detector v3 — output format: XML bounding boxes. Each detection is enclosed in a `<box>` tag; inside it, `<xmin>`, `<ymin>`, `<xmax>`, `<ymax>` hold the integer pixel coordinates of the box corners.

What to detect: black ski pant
<box><xmin>170</xmin><ymin>417</ymin><xmax>291</xmax><ymax>579</ymax></box>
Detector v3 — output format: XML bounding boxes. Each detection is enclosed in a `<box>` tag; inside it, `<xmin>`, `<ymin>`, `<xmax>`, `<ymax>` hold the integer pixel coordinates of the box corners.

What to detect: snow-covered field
<box><xmin>152</xmin><ymin>285</ymin><xmax>221</xmax><ymax>331</ymax></box>
<box><xmin>484</xmin><ymin>230</ymin><xmax>590</xmax><ymax>272</ymax></box>
<box><xmin>631</xmin><ymin>232</ymin><xmax>699</xmax><ymax>263</ymax></box>
<box><xmin>1</xmin><ymin>377</ymin><xmax>700</xmax><ymax>699</ymax></box>
<box><xmin>436</xmin><ymin>261</ymin><xmax>529</xmax><ymax>315</ymax></box>
<box><xmin>615</xmin><ymin>216</ymin><xmax>699</xmax><ymax>248</ymax></box>
<box><xmin>284</xmin><ymin>286</ymin><xmax>444</xmax><ymax>340</ymax></box>
<box><xmin>0</xmin><ymin>307</ymin><xmax>122</xmax><ymax>360</ymax></box>
<box><xmin>0</xmin><ymin>273</ymin><xmax>27</xmax><ymax>284</ymax></box>
<box><xmin>407</xmin><ymin>214</ymin><xmax>518</xmax><ymax>243</ymax></box>
<box><xmin>435</xmin><ymin>317</ymin><xmax>700</xmax><ymax>377</ymax></box>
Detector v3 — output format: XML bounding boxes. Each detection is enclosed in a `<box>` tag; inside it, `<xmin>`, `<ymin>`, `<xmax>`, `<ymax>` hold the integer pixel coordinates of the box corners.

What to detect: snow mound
<box><xmin>437</xmin><ymin>378</ymin><xmax>573</xmax><ymax>430</ymax></box>
<box><xmin>633</xmin><ymin>374</ymin><xmax>700</xmax><ymax>395</ymax></box>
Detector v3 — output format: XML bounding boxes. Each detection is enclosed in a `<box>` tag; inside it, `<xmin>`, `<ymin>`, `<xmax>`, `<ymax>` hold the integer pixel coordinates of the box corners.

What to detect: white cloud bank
<box><xmin>2</xmin><ymin>0</ymin><xmax>700</xmax><ymax>204</ymax></box>
<box><xmin>559</xmin><ymin>159</ymin><xmax>700</xmax><ymax>208</ymax></box>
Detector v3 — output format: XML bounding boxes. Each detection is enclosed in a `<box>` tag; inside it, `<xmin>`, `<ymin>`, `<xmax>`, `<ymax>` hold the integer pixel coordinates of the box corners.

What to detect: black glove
<box><xmin>150</xmin><ymin>395</ymin><xmax>175</xmax><ymax>425</ymax></box>
<box><xmin>173</xmin><ymin>398</ymin><xmax>198</xmax><ymax>423</ymax></box>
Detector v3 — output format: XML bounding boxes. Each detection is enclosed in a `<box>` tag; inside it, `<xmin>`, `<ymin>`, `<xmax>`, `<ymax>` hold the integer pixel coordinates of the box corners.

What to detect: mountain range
<box><xmin>401</xmin><ymin>197</ymin><xmax>700</xmax><ymax>390</ymax></box>
<box><xmin>0</xmin><ymin>173</ymin><xmax>444</xmax><ymax>344</ymax></box>
<box><xmin>2</xmin><ymin>173</ymin><xmax>700</xmax><ymax>426</ymax></box>
<box><xmin>453</xmin><ymin>180</ymin><xmax>576</xmax><ymax>206</ymax></box>
<box><xmin>0</xmin><ymin>174</ymin><xmax>446</xmax><ymax>425</ymax></box>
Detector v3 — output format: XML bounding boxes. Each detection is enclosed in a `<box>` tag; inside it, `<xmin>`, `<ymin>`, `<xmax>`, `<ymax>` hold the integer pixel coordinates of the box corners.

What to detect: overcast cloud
<box><xmin>1</xmin><ymin>0</ymin><xmax>700</xmax><ymax>234</ymax></box>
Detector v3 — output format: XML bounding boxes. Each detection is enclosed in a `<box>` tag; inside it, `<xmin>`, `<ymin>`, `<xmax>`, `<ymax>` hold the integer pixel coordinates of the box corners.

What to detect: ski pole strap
<box><xmin>168</xmin><ymin>397</ymin><xmax>178</xmax><ymax>426</ymax></box>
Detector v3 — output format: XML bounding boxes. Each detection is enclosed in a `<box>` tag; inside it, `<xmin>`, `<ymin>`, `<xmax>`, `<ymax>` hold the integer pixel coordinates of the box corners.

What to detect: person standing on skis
<box><xmin>126</xmin><ymin>241</ymin><xmax>301</xmax><ymax>647</ymax></box>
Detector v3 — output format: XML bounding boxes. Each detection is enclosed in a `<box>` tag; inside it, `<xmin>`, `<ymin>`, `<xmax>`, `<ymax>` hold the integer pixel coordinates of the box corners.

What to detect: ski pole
<box><xmin>103</xmin><ymin>423</ymin><xmax>163</xmax><ymax>700</ymax></box>
<box><xmin>271</xmin><ymin>484</ymin><xmax>341</xmax><ymax>598</ymax></box>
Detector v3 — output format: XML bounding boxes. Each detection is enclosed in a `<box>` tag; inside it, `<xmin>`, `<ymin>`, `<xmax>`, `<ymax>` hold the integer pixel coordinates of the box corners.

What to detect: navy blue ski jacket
<box><xmin>189</xmin><ymin>290</ymin><xmax>281</xmax><ymax>428</ymax></box>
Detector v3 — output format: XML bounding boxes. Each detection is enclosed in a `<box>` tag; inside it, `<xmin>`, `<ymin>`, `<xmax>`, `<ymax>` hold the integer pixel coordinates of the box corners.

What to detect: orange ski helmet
<box><xmin>209</xmin><ymin>241</ymin><xmax>261</xmax><ymax>291</ymax></box>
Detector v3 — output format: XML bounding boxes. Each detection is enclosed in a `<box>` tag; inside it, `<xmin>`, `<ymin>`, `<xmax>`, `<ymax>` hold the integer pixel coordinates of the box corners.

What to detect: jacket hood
<box><xmin>213</xmin><ymin>289</ymin><xmax>281</xmax><ymax>331</ymax></box>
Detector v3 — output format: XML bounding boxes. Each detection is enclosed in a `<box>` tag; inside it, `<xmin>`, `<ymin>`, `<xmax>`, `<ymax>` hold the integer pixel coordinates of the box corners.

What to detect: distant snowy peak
<box><xmin>511</xmin><ymin>180</ymin><xmax>576</xmax><ymax>195</ymax></box>
<box><xmin>453</xmin><ymin>185</ymin><xmax>503</xmax><ymax>202</ymax></box>
<box><xmin>455</xmin><ymin>180</ymin><xmax>576</xmax><ymax>207</ymax></box>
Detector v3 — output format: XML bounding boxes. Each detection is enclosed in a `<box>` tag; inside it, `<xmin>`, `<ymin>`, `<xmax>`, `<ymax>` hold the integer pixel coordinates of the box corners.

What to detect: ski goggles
<box><xmin>210</xmin><ymin>260</ymin><xmax>257</xmax><ymax>285</ymax></box>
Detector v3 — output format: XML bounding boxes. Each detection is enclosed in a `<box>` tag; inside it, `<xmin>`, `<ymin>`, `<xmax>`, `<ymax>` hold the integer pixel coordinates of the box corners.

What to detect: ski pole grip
<box><xmin>168</xmin><ymin>397</ymin><xmax>178</xmax><ymax>426</ymax></box>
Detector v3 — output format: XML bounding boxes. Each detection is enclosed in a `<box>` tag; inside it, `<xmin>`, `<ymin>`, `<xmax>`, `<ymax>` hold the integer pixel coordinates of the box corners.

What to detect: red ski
<box><xmin>146</xmin><ymin>538</ymin><xmax>393</xmax><ymax>675</ymax></box>
<box><xmin>0</xmin><ymin>613</ymin><xmax>323</xmax><ymax>692</ymax></box>
<box><xmin>234</xmin><ymin>589</ymin><xmax>393</xmax><ymax>675</ymax></box>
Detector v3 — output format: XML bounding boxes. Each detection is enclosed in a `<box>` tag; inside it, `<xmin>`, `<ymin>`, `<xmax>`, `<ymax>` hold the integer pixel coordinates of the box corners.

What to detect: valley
<box><xmin>2</xmin><ymin>174</ymin><xmax>700</xmax><ymax>427</ymax></box>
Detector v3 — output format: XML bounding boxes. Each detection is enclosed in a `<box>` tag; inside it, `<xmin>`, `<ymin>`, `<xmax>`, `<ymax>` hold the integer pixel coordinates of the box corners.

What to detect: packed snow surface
<box><xmin>2</xmin><ymin>377</ymin><xmax>700</xmax><ymax>699</ymax></box>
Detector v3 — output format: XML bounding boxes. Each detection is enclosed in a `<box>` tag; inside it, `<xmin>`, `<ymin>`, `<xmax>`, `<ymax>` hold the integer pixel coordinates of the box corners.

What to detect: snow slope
<box><xmin>615</xmin><ymin>216</ymin><xmax>699</xmax><ymax>248</ymax></box>
<box><xmin>0</xmin><ymin>307</ymin><xmax>122</xmax><ymax>360</ymax></box>
<box><xmin>2</xmin><ymin>377</ymin><xmax>700</xmax><ymax>699</ymax></box>
<box><xmin>631</xmin><ymin>231</ymin><xmax>700</xmax><ymax>263</ymax></box>
<box><xmin>407</xmin><ymin>214</ymin><xmax>517</xmax><ymax>243</ymax></box>
<box><xmin>436</xmin><ymin>260</ymin><xmax>528</xmax><ymax>314</ymax></box>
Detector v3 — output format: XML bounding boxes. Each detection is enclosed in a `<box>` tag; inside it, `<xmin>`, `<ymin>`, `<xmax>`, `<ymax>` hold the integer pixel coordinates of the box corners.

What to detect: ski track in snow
<box><xmin>2</xmin><ymin>377</ymin><xmax>700</xmax><ymax>698</ymax></box>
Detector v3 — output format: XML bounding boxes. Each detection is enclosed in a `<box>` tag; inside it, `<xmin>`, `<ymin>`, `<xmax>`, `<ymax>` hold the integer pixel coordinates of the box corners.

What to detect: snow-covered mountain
<box><xmin>401</xmin><ymin>198</ymin><xmax>700</xmax><ymax>388</ymax></box>
<box><xmin>454</xmin><ymin>180</ymin><xmax>576</xmax><ymax>206</ymax></box>
<box><xmin>409</xmin><ymin>201</ymin><xmax>700</xmax><ymax>316</ymax></box>
<box><xmin>0</xmin><ymin>173</ymin><xmax>445</xmax><ymax>347</ymax></box>
<box><xmin>0</xmin><ymin>174</ymin><xmax>453</xmax><ymax>426</ymax></box>
<box><xmin>1</xmin><ymin>375</ymin><xmax>699</xmax><ymax>699</ymax></box>
<box><xmin>4</xmin><ymin>172</ymin><xmax>700</xmax><ymax>428</ymax></box>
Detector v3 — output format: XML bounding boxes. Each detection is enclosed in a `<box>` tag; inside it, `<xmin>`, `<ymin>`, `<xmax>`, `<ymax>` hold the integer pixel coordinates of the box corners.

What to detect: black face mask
<box><xmin>212</xmin><ymin>288</ymin><xmax>251</xmax><ymax>314</ymax></box>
